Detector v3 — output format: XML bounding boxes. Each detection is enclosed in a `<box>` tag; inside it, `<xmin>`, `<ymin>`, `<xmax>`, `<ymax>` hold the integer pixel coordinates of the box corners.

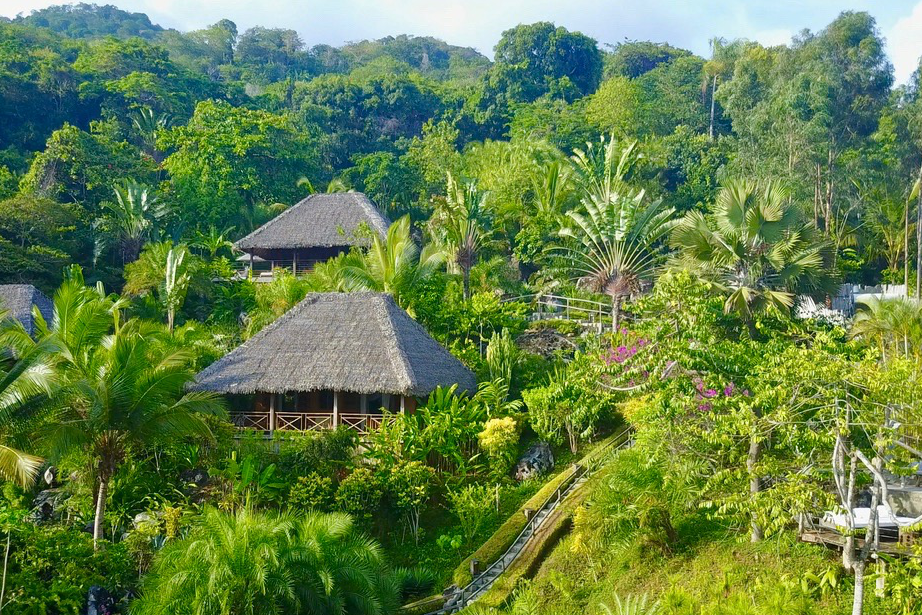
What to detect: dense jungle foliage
<box><xmin>3</xmin><ymin>3</ymin><xmax>922</xmax><ymax>615</ymax></box>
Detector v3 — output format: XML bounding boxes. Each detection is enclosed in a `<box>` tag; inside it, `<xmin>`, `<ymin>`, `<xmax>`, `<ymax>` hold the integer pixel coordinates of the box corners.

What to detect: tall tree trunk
<box><xmin>708</xmin><ymin>75</ymin><xmax>717</xmax><ymax>141</ymax></box>
<box><xmin>93</xmin><ymin>478</ymin><xmax>108</xmax><ymax>551</ymax></box>
<box><xmin>611</xmin><ymin>295</ymin><xmax>622</xmax><ymax>334</ymax></box>
<box><xmin>852</xmin><ymin>559</ymin><xmax>866</xmax><ymax>615</ymax></box>
<box><xmin>906</xmin><ymin>179</ymin><xmax>922</xmax><ymax>300</ymax></box>
<box><xmin>462</xmin><ymin>266</ymin><xmax>471</xmax><ymax>301</ymax></box>
<box><xmin>906</xmin><ymin>190</ymin><xmax>911</xmax><ymax>291</ymax></box>
<box><xmin>748</xmin><ymin>434</ymin><xmax>763</xmax><ymax>542</ymax></box>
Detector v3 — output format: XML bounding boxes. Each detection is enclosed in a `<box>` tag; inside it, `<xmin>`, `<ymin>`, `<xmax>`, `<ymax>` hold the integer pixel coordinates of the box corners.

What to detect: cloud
<box><xmin>887</xmin><ymin>1</ymin><xmax>922</xmax><ymax>85</ymax></box>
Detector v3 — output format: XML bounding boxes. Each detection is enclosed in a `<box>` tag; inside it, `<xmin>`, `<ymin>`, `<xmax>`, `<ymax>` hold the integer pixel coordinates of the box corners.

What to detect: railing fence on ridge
<box><xmin>428</xmin><ymin>427</ymin><xmax>634</xmax><ymax>615</ymax></box>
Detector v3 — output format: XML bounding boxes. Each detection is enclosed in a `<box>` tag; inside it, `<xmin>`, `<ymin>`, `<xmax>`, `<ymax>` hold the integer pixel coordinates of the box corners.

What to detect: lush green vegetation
<box><xmin>2</xmin><ymin>4</ymin><xmax>922</xmax><ymax>615</ymax></box>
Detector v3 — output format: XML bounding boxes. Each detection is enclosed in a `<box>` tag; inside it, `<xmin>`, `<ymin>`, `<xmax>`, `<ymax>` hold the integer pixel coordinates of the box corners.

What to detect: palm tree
<box><xmin>129</xmin><ymin>107</ymin><xmax>171</xmax><ymax>162</ymax></box>
<box><xmin>163</xmin><ymin>247</ymin><xmax>192</xmax><ymax>333</ymax></box>
<box><xmin>559</xmin><ymin>188</ymin><xmax>675</xmax><ymax>332</ymax></box>
<box><xmin>340</xmin><ymin>216</ymin><xmax>444</xmax><ymax>314</ymax></box>
<box><xmin>429</xmin><ymin>174</ymin><xmax>490</xmax><ymax>300</ymax></box>
<box><xmin>123</xmin><ymin>242</ymin><xmax>202</xmax><ymax>333</ymax></box>
<box><xmin>131</xmin><ymin>508</ymin><xmax>400</xmax><ymax>615</ymax></box>
<box><xmin>671</xmin><ymin>179</ymin><xmax>830</xmax><ymax>331</ymax></box>
<box><xmin>570</xmin><ymin>134</ymin><xmax>641</xmax><ymax>207</ymax></box>
<box><xmin>38</xmin><ymin>272</ymin><xmax>224</xmax><ymax>548</ymax></box>
<box><xmin>96</xmin><ymin>181</ymin><xmax>169</xmax><ymax>264</ymax></box>
<box><xmin>851</xmin><ymin>297</ymin><xmax>922</xmax><ymax>361</ymax></box>
<box><xmin>598</xmin><ymin>593</ymin><xmax>661</xmax><ymax>615</ymax></box>
<box><xmin>0</xmin><ymin>316</ymin><xmax>54</xmax><ymax>486</ymax></box>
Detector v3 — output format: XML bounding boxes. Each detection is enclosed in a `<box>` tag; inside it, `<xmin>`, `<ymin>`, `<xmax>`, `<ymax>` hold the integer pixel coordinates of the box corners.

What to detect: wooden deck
<box><xmin>800</xmin><ymin>529</ymin><xmax>920</xmax><ymax>558</ymax></box>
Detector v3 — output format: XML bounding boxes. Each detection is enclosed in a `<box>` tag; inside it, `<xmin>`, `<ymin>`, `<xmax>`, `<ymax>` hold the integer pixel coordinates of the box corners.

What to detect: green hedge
<box><xmin>451</xmin><ymin>429</ymin><xmax>628</xmax><ymax>588</ymax></box>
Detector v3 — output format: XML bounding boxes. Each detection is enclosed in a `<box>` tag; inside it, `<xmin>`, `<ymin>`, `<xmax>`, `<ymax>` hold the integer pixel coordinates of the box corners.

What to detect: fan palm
<box><xmin>131</xmin><ymin>507</ymin><xmax>399</xmax><ymax>615</ymax></box>
<box><xmin>559</xmin><ymin>188</ymin><xmax>675</xmax><ymax>332</ymax></box>
<box><xmin>340</xmin><ymin>216</ymin><xmax>444</xmax><ymax>314</ymax></box>
<box><xmin>429</xmin><ymin>174</ymin><xmax>490</xmax><ymax>300</ymax></box>
<box><xmin>671</xmin><ymin>180</ymin><xmax>830</xmax><ymax>329</ymax></box>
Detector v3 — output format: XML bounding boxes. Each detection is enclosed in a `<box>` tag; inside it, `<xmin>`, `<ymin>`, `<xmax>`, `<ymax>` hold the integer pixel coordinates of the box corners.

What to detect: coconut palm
<box><xmin>851</xmin><ymin>297</ymin><xmax>922</xmax><ymax>361</ymax></box>
<box><xmin>558</xmin><ymin>188</ymin><xmax>675</xmax><ymax>332</ymax></box>
<box><xmin>340</xmin><ymin>215</ymin><xmax>444</xmax><ymax>314</ymax></box>
<box><xmin>671</xmin><ymin>179</ymin><xmax>830</xmax><ymax>330</ymax></box>
<box><xmin>0</xmin><ymin>315</ymin><xmax>55</xmax><ymax>486</ymax></box>
<box><xmin>429</xmin><ymin>174</ymin><xmax>490</xmax><ymax>300</ymax></box>
<box><xmin>37</xmin><ymin>271</ymin><xmax>224</xmax><ymax>548</ymax></box>
<box><xmin>131</xmin><ymin>507</ymin><xmax>400</xmax><ymax>615</ymax></box>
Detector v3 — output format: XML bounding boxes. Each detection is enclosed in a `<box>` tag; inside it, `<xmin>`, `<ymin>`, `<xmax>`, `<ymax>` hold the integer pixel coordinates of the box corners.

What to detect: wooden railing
<box><xmin>229</xmin><ymin>411</ymin><xmax>396</xmax><ymax>435</ymax></box>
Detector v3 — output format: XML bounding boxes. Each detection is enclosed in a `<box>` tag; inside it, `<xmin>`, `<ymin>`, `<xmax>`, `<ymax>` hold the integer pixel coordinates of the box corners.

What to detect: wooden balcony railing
<box><xmin>230</xmin><ymin>411</ymin><xmax>397</xmax><ymax>435</ymax></box>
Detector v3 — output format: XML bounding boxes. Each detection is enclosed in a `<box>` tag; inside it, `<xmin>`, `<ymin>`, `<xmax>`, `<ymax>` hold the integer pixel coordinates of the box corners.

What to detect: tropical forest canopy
<box><xmin>4</xmin><ymin>4</ymin><xmax>922</xmax><ymax>615</ymax></box>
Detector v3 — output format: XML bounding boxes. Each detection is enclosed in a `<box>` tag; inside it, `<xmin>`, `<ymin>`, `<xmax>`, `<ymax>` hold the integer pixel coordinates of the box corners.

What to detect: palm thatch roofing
<box><xmin>191</xmin><ymin>292</ymin><xmax>476</xmax><ymax>397</ymax></box>
<box><xmin>234</xmin><ymin>192</ymin><xmax>390</xmax><ymax>256</ymax></box>
<box><xmin>0</xmin><ymin>284</ymin><xmax>53</xmax><ymax>336</ymax></box>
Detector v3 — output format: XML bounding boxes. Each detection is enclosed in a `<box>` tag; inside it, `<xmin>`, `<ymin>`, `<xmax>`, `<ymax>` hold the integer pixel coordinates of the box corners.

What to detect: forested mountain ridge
<box><xmin>3</xmin><ymin>5</ymin><xmax>922</xmax><ymax>615</ymax></box>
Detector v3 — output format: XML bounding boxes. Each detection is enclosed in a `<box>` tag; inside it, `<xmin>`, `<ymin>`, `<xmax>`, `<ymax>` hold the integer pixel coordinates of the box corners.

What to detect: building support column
<box><xmin>268</xmin><ymin>393</ymin><xmax>276</xmax><ymax>437</ymax></box>
<box><xmin>400</xmin><ymin>395</ymin><xmax>406</xmax><ymax>415</ymax></box>
<box><xmin>332</xmin><ymin>391</ymin><xmax>339</xmax><ymax>428</ymax></box>
<box><xmin>293</xmin><ymin>252</ymin><xmax>298</xmax><ymax>276</ymax></box>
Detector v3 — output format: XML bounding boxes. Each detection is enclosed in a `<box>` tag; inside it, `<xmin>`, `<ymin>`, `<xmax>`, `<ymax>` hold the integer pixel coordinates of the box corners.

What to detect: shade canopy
<box><xmin>191</xmin><ymin>292</ymin><xmax>476</xmax><ymax>397</ymax></box>
<box><xmin>234</xmin><ymin>192</ymin><xmax>390</xmax><ymax>258</ymax></box>
<box><xmin>0</xmin><ymin>284</ymin><xmax>53</xmax><ymax>336</ymax></box>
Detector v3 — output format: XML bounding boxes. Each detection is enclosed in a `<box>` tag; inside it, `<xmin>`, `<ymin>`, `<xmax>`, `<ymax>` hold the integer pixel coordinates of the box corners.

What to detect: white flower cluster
<box><xmin>794</xmin><ymin>297</ymin><xmax>848</xmax><ymax>327</ymax></box>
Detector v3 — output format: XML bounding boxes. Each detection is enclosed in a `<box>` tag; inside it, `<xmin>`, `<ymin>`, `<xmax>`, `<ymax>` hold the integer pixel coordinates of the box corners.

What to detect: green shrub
<box><xmin>278</xmin><ymin>427</ymin><xmax>357</xmax><ymax>476</ymax></box>
<box><xmin>478</xmin><ymin>416</ymin><xmax>520</xmax><ymax>478</ymax></box>
<box><xmin>389</xmin><ymin>461</ymin><xmax>437</xmax><ymax>542</ymax></box>
<box><xmin>448</xmin><ymin>483</ymin><xmax>498</xmax><ymax>545</ymax></box>
<box><xmin>289</xmin><ymin>472</ymin><xmax>336</xmax><ymax>511</ymax></box>
<box><xmin>335</xmin><ymin>468</ymin><xmax>384</xmax><ymax>521</ymax></box>
<box><xmin>3</xmin><ymin>524</ymin><xmax>135</xmax><ymax>613</ymax></box>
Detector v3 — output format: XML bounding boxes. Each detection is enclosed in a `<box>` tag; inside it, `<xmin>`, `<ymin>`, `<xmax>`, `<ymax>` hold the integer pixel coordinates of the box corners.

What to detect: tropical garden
<box><xmin>2</xmin><ymin>4</ymin><xmax>922</xmax><ymax>615</ymax></box>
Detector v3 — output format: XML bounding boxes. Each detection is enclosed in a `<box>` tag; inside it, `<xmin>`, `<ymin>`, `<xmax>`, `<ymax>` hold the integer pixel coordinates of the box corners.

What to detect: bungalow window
<box><xmin>340</xmin><ymin>392</ymin><xmax>361</xmax><ymax>413</ymax></box>
<box><xmin>281</xmin><ymin>393</ymin><xmax>298</xmax><ymax>412</ymax></box>
<box><xmin>318</xmin><ymin>390</ymin><xmax>334</xmax><ymax>412</ymax></box>
<box><xmin>366</xmin><ymin>393</ymin><xmax>384</xmax><ymax>415</ymax></box>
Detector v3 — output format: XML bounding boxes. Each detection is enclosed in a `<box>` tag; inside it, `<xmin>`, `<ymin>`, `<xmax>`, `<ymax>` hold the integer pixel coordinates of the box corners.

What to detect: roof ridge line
<box><xmin>233</xmin><ymin>193</ymin><xmax>316</xmax><ymax>247</ymax></box>
<box><xmin>351</xmin><ymin>192</ymin><xmax>390</xmax><ymax>238</ymax></box>
<box><xmin>376</xmin><ymin>294</ymin><xmax>417</xmax><ymax>393</ymax></box>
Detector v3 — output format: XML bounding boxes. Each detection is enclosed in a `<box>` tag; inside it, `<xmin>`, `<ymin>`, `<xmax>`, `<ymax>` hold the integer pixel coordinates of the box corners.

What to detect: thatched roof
<box><xmin>191</xmin><ymin>292</ymin><xmax>476</xmax><ymax>397</ymax></box>
<box><xmin>235</xmin><ymin>192</ymin><xmax>390</xmax><ymax>255</ymax></box>
<box><xmin>0</xmin><ymin>284</ymin><xmax>53</xmax><ymax>335</ymax></box>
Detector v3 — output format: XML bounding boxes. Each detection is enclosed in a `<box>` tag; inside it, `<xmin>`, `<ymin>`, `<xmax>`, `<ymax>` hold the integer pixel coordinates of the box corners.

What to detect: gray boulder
<box><xmin>514</xmin><ymin>442</ymin><xmax>554</xmax><ymax>481</ymax></box>
<box><xmin>86</xmin><ymin>585</ymin><xmax>114</xmax><ymax>615</ymax></box>
<box><xmin>29</xmin><ymin>488</ymin><xmax>67</xmax><ymax>524</ymax></box>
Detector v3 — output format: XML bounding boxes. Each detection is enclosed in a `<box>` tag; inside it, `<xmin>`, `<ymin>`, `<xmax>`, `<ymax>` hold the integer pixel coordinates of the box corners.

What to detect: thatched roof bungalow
<box><xmin>191</xmin><ymin>292</ymin><xmax>476</xmax><ymax>434</ymax></box>
<box><xmin>0</xmin><ymin>284</ymin><xmax>53</xmax><ymax>336</ymax></box>
<box><xmin>235</xmin><ymin>192</ymin><xmax>390</xmax><ymax>277</ymax></box>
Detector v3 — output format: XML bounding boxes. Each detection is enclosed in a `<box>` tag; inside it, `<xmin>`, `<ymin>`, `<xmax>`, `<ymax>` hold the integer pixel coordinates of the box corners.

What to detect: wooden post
<box><xmin>248</xmin><ymin>253</ymin><xmax>253</xmax><ymax>276</ymax></box>
<box><xmin>332</xmin><ymin>391</ymin><xmax>339</xmax><ymax>428</ymax></box>
<box><xmin>400</xmin><ymin>396</ymin><xmax>406</xmax><ymax>415</ymax></box>
<box><xmin>268</xmin><ymin>393</ymin><xmax>276</xmax><ymax>437</ymax></box>
<box><xmin>293</xmin><ymin>252</ymin><xmax>298</xmax><ymax>276</ymax></box>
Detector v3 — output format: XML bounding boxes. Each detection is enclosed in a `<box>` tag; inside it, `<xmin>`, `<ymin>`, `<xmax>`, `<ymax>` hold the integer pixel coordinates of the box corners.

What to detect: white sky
<box><xmin>2</xmin><ymin>0</ymin><xmax>922</xmax><ymax>84</ymax></box>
